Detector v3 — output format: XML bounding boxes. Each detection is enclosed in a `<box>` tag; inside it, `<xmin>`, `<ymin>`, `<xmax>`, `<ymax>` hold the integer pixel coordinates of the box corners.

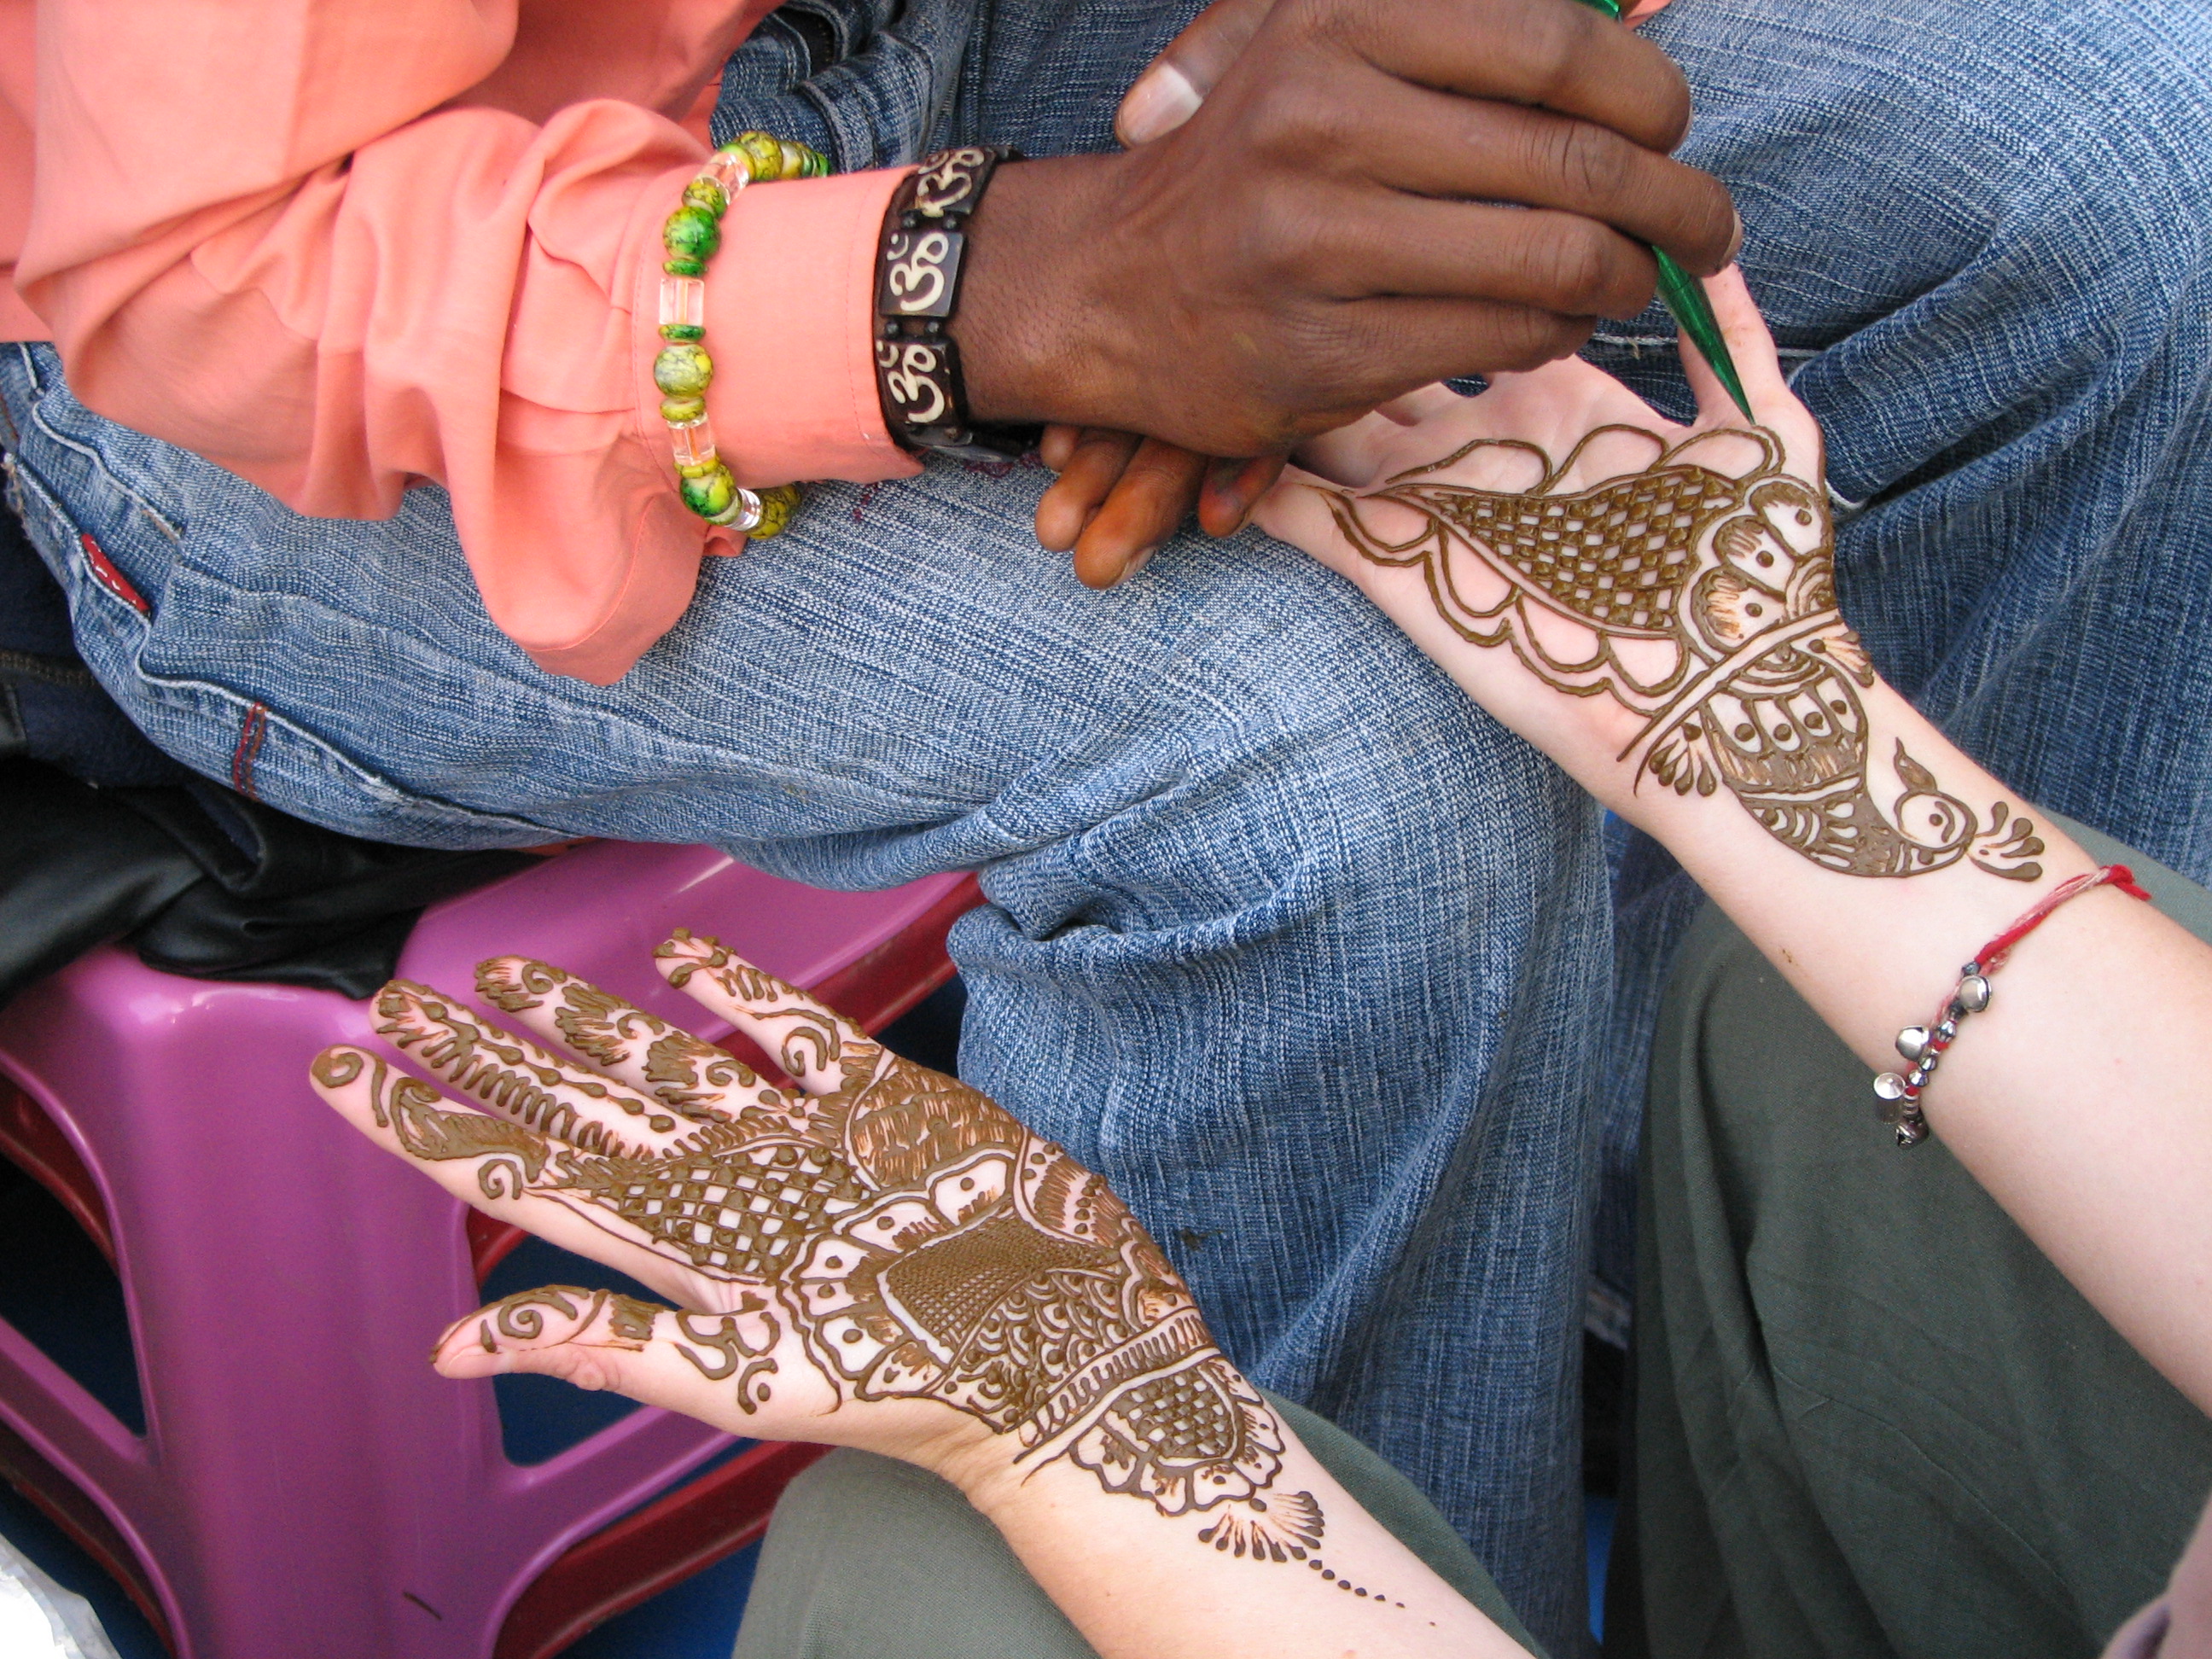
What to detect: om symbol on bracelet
<box><xmin>885</xmin><ymin>230</ymin><xmax>956</xmax><ymax>316</ymax></box>
<box><xmin>876</xmin><ymin>339</ymin><xmax>952</xmax><ymax>427</ymax></box>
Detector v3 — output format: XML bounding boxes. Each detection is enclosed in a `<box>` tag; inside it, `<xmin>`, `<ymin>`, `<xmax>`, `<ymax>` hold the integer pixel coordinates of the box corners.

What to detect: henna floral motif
<box><xmin>1323</xmin><ymin>425</ymin><xmax>2043</xmax><ymax>881</ymax></box>
<box><xmin>329</xmin><ymin>946</ymin><xmax>1339</xmax><ymax>1572</ymax></box>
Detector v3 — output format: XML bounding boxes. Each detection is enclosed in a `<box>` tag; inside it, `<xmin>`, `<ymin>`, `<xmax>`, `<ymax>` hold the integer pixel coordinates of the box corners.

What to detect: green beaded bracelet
<box><xmin>655</xmin><ymin>131</ymin><xmax>829</xmax><ymax>535</ymax></box>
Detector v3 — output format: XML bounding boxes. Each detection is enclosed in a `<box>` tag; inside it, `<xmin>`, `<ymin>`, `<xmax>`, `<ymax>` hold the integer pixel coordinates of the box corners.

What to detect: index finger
<box><xmin>1342</xmin><ymin>0</ymin><xmax>1693</xmax><ymax>154</ymax></box>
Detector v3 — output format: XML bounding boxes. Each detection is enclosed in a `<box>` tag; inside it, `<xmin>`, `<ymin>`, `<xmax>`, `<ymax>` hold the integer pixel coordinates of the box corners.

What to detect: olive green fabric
<box><xmin>1611</xmin><ymin>819</ymin><xmax>2212</xmax><ymax>1659</ymax></box>
<box><xmin>732</xmin><ymin>1391</ymin><xmax>1546</xmax><ymax>1658</ymax></box>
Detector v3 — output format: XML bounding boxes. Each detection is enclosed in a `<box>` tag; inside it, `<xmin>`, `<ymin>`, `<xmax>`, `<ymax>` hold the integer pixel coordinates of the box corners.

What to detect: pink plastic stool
<box><xmin>0</xmin><ymin>842</ymin><xmax>978</xmax><ymax>1659</ymax></box>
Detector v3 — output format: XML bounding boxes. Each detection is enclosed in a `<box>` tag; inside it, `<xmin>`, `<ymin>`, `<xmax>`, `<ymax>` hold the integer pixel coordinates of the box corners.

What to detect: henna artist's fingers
<box><xmin>1073</xmin><ymin>438</ymin><xmax>1211</xmax><ymax>585</ymax></box>
<box><xmin>655</xmin><ymin>931</ymin><xmax>885</xmax><ymax>1097</ymax></box>
<box><xmin>472</xmin><ymin>957</ymin><xmax>799</xmax><ymax>1126</ymax></box>
<box><xmin>373</xmin><ymin>978</ymin><xmax>713</xmax><ymax>1159</ymax></box>
<box><xmin>1035</xmin><ymin>428</ymin><xmax>1142</xmax><ymax>553</ymax></box>
<box><xmin>1197</xmin><ymin>454</ymin><xmax>1285</xmax><ymax>538</ymax></box>
<box><xmin>429</xmin><ymin>1286</ymin><xmax>806</xmax><ymax>1432</ymax></box>
<box><xmin>1038</xmin><ymin>422</ymin><xmax>1083</xmax><ymax>472</ymax></box>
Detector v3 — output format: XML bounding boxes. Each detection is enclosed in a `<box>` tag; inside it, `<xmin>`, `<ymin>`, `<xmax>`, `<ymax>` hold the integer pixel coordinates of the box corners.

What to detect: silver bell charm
<box><xmin>1872</xmin><ymin>1072</ymin><xmax>1909</xmax><ymax>1124</ymax></box>
<box><xmin>1957</xmin><ymin>973</ymin><xmax>1992</xmax><ymax>1013</ymax></box>
<box><xmin>1895</xmin><ymin>1025</ymin><xmax>1930</xmax><ymax>1062</ymax></box>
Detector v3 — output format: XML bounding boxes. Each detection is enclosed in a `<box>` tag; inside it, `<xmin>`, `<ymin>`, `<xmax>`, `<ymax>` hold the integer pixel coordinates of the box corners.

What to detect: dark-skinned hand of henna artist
<box><xmin>979</xmin><ymin>0</ymin><xmax>1738</xmax><ymax>585</ymax></box>
<box><xmin>309</xmin><ymin>944</ymin><xmax>1526</xmax><ymax>1658</ymax></box>
<box><xmin>1027</xmin><ymin>0</ymin><xmax>1743</xmax><ymax>587</ymax></box>
<box><xmin>1030</xmin><ymin>0</ymin><xmax>1288</xmax><ymax>585</ymax></box>
<box><xmin>1036</xmin><ymin>428</ymin><xmax>1284</xmax><ymax>588</ymax></box>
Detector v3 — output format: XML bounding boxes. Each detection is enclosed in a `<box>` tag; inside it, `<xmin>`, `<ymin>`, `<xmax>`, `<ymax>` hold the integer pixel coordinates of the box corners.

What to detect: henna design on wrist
<box><xmin>1324</xmin><ymin>426</ymin><xmax>2043</xmax><ymax>881</ymax></box>
<box><xmin>329</xmin><ymin>949</ymin><xmax>1400</xmax><ymax>1596</ymax></box>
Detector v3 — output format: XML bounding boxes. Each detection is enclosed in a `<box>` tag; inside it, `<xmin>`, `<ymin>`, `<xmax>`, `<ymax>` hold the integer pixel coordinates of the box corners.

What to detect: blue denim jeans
<box><xmin>6</xmin><ymin>0</ymin><xmax>2211</xmax><ymax>1652</ymax></box>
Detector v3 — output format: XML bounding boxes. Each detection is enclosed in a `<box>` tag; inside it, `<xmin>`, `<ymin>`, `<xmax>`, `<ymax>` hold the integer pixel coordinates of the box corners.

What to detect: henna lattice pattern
<box><xmin>357</xmin><ymin>948</ymin><xmax>1327</xmax><ymax>1567</ymax></box>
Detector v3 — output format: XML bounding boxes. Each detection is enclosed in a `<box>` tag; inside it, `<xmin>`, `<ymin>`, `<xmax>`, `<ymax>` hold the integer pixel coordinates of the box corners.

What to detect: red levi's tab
<box><xmin>80</xmin><ymin>532</ymin><xmax>148</xmax><ymax>614</ymax></box>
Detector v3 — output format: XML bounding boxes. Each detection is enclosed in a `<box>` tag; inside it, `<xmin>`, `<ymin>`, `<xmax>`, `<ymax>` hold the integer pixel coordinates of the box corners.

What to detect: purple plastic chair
<box><xmin>0</xmin><ymin>842</ymin><xmax>977</xmax><ymax>1658</ymax></box>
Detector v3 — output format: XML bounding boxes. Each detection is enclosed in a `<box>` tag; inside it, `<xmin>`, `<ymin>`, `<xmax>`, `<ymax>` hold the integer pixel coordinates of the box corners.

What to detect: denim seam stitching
<box><xmin>125</xmin><ymin>667</ymin><xmax>563</xmax><ymax>830</ymax></box>
<box><xmin>26</xmin><ymin>391</ymin><xmax>183</xmax><ymax>542</ymax></box>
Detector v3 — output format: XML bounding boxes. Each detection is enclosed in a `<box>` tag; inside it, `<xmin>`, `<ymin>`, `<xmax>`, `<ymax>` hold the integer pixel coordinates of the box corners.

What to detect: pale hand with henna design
<box><xmin>1256</xmin><ymin>267</ymin><xmax>2042</xmax><ymax>884</ymax></box>
<box><xmin>308</xmin><ymin>939</ymin><xmax>1370</xmax><ymax>1576</ymax></box>
<box><xmin>1258</xmin><ymin>269</ymin><xmax>2212</xmax><ymax>1432</ymax></box>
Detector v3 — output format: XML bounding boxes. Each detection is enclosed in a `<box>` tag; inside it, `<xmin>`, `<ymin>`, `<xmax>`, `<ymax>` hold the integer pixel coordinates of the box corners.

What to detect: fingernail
<box><xmin>432</xmin><ymin>1313</ymin><xmax>493</xmax><ymax>1362</ymax></box>
<box><xmin>1116</xmin><ymin>64</ymin><xmax>1202</xmax><ymax>147</ymax></box>
<box><xmin>1725</xmin><ymin>208</ymin><xmax>1745</xmax><ymax>267</ymax></box>
<box><xmin>1122</xmin><ymin>544</ymin><xmax>1159</xmax><ymax>579</ymax></box>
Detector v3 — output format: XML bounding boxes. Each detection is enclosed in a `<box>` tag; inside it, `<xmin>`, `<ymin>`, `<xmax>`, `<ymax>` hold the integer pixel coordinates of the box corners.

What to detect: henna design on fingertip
<box><xmin>465</xmin><ymin>1285</ymin><xmax>666</xmax><ymax>1358</ymax></box>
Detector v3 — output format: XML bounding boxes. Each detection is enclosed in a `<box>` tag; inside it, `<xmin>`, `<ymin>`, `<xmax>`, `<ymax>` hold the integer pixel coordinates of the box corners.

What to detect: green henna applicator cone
<box><xmin>1572</xmin><ymin>0</ymin><xmax>1755</xmax><ymax>420</ymax></box>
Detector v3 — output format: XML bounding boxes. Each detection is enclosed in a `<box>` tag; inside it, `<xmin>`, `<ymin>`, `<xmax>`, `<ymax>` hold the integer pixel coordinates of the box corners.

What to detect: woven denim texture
<box><xmin>5</xmin><ymin>0</ymin><xmax>2211</xmax><ymax>1652</ymax></box>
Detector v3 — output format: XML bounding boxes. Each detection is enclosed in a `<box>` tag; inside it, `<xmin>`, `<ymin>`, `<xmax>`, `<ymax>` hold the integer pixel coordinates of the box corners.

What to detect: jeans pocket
<box><xmin>16</xmin><ymin>360</ymin><xmax>191</xmax><ymax>546</ymax></box>
<box><xmin>7</xmin><ymin>417</ymin><xmax>565</xmax><ymax>851</ymax></box>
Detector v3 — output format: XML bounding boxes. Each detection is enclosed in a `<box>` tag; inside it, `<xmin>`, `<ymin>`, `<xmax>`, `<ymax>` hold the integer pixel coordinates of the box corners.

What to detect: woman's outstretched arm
<box><xmin>1258</xmin><ymin>273</ymin><xmax>2212</xmax><ymax>1417</ymax></box>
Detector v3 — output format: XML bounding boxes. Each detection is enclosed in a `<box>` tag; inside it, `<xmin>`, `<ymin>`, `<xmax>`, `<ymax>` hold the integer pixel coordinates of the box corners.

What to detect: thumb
<box><xmin>434</xmin><ymin>1284</ymin><xmax>664</xmax><ymax>1388</ymax></box>
<box><xmin>1678</xmin><ymin>265</ymin><xmax>1792</xmax><ymax>422</ymax></box>
<box><xmin>433</xmin><ymin>1284</ymin><xmax>784</xmax><ymax>1423</ymax></box>
<box><xmin>1115</xmin><ymin>0</ymin><xmax>1276</xmax><ymax>145</ymax></box>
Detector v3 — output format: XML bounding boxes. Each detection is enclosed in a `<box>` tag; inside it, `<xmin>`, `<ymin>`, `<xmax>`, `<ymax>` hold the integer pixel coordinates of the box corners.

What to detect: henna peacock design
<box><xmin>1323</xmin><ymin>424</ymin><xmax>2042</xmax><ymax>880</ymax></box>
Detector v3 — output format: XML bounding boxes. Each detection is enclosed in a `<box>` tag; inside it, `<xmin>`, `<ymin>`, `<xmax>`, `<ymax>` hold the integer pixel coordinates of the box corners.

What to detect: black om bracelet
<box><xmin>874</xmin><ymin>145</ymin><xmax>1039</xmax><ymax>460</ymax></box>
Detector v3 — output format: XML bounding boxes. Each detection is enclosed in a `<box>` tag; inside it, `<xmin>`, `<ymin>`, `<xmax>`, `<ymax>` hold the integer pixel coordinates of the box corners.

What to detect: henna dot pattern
<box><xmin>1322</xmin><ymin>424</ymin><xmax>2044</xmax><ymax>882</ymax></box>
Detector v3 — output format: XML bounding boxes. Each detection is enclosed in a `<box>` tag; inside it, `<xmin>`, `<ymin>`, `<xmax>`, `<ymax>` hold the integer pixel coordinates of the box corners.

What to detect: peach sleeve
<box><xmin>12</xmin><ymin>0</ymin><xmax>917</xmax><ymax>684</ymax></box>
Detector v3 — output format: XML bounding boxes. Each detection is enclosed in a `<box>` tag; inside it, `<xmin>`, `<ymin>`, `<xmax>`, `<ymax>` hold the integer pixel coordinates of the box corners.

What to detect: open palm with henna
<box><xmin>310</xmin><ymin>933</ymin><xmax>1322</xmax><ymax>1559</ymax></box>
<box><xmin>1257</xmin><ymin>268</ymin><xmax>2041</xmax><ymax>885</ymax></box>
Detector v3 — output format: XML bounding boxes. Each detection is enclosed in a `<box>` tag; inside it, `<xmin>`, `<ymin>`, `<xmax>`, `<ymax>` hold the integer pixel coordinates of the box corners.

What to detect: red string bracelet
<box><xmin>1876</xmin><ymin>864</ymin><xmax>2153</xmax><ymax>1146</ymax></box>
